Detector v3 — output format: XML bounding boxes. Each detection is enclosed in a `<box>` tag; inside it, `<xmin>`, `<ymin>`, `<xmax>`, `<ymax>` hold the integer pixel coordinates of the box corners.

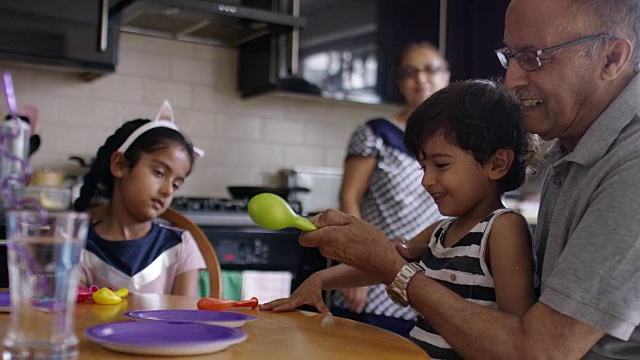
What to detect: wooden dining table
<box><xmin>0</xmin><ymin>293</ymin><xmax>429</xmax><ymax>359</ymax></box>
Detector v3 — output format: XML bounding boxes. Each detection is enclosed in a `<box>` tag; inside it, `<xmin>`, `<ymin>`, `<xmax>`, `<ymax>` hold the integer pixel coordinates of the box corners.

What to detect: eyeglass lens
<box><xmin>399</xmin><ymin>65</ymin><xmax>447</xmax><ymax>79</ymax></box>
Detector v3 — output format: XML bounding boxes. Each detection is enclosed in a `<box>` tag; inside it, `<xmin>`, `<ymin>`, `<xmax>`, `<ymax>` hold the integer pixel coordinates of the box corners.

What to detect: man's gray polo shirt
<box><xmin>535</xmin><ymin>74</ymin><xmax>640</xmax><ymax>359</ymax></box>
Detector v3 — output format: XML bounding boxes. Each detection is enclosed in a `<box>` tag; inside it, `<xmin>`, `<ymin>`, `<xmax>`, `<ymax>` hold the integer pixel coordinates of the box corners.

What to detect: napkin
<box><xmin>240</xmin><ymin>271</ymin><xmax>292</xmax><ymax>304</ymax></box>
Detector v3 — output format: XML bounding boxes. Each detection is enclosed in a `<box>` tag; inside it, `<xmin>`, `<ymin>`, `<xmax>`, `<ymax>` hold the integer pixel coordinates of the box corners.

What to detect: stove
<box><xmin>171</xmin><ymin>196</ymin><xmax>303</xmax><ymax>214</ymax></box>
<box><xmin>170</xmin><ymin>196</ymin><xmax>303</xmax><ymax>227</ymax></box>
<box><xmin>170</xmin><ymin>197</ymin><xmax>327</xmax><ymax>293</ymax></box>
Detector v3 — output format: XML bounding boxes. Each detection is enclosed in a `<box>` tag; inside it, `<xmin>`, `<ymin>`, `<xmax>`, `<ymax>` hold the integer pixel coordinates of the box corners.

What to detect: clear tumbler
<box><xmin>2</xmin><ymin>210</ymin><xmax>89</xmax><ymax>360</ymax></box>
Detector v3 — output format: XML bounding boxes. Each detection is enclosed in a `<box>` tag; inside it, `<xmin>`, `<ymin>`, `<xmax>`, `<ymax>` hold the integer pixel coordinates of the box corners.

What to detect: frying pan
<box><xmin>227</xmin><ymin>186</ymin><xmax>309</xmax><ymax>200</ymax></box>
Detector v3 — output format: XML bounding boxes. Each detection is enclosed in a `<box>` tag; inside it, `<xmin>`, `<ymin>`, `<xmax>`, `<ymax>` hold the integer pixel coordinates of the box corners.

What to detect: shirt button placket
<box><xmin>553</xmin><ymin>179</ymin><xmax>562</xmax><ymax>187</ymax></box>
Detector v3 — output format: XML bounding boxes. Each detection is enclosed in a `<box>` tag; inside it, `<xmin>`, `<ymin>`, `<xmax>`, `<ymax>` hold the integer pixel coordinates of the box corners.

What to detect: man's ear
<box><xmin>487</xmin><ymin>148</ymin><xmax>514</xmax><ymax>180</ymax></box>
<box><xmin>602</xmin><ymin>37</ymin><xmax>633</xmax><ymax>80</ymax></box>
<box><xmin>110</xmin><ymin>151</ymin><xmax>129</xmax><ymax>179</ymax></box>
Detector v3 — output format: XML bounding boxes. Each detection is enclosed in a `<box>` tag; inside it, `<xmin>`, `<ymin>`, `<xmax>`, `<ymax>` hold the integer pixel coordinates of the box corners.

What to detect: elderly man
<box><xmin>296</xmin><ymin>0</ymin><xmax>640</xmax><ymax>358</ymax></box>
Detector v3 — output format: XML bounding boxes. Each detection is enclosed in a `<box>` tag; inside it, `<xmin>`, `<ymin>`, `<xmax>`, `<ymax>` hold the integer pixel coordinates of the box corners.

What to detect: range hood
<box><xmin>113</xmin><ymin>0</ymin><xmax>306</xmax><ymax>47</ymax></box>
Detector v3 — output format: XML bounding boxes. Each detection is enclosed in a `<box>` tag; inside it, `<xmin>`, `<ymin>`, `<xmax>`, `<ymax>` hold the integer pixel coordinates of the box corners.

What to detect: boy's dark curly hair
<box><xmin>404</xmin><ymin>79</ymin><xmax>538</xmax><ymax>193</ymax></box>
<box><xmin>73</xmin><ymin>119</ymin><xmax>196</xmax><ymax>211</ymax></box>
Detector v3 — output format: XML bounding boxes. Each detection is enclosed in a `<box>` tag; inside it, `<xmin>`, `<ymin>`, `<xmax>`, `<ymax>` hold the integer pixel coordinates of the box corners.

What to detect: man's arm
<box><xmin>407</xmin><ymin>274</ymin><xmax>604</xmax><ymax>360</ymax></box>
<box><xmin>301</xmin><ymin>210</ymin><xmax>605</xmax><ymax>360</ymax></box>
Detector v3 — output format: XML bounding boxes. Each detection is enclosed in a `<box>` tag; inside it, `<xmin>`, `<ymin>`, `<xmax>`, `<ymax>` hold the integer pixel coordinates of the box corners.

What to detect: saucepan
<box><xmin>227</xmin><ymin>186</ymin><xmax>310</xmax><ymax>200</ymax></box>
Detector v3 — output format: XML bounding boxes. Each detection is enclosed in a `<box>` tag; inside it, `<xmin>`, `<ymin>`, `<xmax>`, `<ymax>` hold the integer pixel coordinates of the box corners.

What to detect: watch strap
<box><xmin>385</xmin><ymin>262</ymin><xmax>425</xmax><ymax>307</ymax></box>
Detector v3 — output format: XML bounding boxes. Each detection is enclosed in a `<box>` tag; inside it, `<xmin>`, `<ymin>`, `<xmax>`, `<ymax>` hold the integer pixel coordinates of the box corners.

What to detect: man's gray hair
<box><xmin>573</xmin><ymin>0</ymin><xmax>640</xmax><ymax>71</ymax></box>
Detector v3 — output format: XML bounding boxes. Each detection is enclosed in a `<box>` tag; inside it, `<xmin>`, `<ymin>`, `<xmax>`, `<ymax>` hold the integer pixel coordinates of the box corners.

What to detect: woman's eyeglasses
<box><xmin>495</xmin><ymin>33</ymin><xmax>614</xmax><ymax>72</ymax></box>
<box><xmin>398</xmin><ymin>65</ymin><xmax>449</xmax><ymax>79</ymax></box>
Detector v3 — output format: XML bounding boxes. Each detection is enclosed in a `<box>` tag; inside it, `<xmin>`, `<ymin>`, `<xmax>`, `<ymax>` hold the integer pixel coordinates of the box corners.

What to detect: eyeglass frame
<box><xmin>397</xmin><ymin>65</ymin><xmax>449</xmax><ymax>80</ymax></box>
<box><xmin>495</xmin><ymin>33</ymin><xmax>614</xmax><ymax>71</ymax></box>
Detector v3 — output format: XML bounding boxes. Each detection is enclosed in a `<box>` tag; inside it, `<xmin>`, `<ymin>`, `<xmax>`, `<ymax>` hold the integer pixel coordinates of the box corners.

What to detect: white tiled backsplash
<box><xmin>0</xmin><ymin>33</ymin><xmax>398</xmax><ymax>198</ymax></box>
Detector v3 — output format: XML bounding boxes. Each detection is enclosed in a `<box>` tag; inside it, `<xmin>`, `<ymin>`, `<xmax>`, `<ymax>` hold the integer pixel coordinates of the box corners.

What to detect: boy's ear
<box><xmin>110</xmin><ymin>151</ymin><xmax>128</xmax><ymax>178</ymax></box>
<box><xmin>487</xmin><ymin>148</ymin><xmax>514</xmax><ymax>180</ymax></box>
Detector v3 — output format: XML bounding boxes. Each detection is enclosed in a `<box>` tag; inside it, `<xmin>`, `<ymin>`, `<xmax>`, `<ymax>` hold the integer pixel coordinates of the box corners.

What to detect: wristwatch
<box><xmin>385</xmin><ymin>262</ymin><xmax>425</xmax><ymax>307</ymax></box>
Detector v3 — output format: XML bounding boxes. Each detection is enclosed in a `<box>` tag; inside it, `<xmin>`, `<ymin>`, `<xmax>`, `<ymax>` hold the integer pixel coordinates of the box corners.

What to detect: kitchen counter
<box><xmin>180</xmin><ymin>211</ymin><xmax>258</xmax><ymax>227</ymax></box>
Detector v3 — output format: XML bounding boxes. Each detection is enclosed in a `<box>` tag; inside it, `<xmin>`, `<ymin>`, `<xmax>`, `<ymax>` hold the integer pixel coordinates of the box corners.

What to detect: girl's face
<box><xmin>117</xmin><ymin>143</ymin><xmax>191</xmax><ymax>221</ymax></box>
<box><xmin>418</xmin><ymin>134</ymin><xmax>497</xmax><ymax>218</ymax></box>
<box><xmin>397</xmin><ymin>47</ymin><xmax>450</xmax><ymax>110</ymax></box>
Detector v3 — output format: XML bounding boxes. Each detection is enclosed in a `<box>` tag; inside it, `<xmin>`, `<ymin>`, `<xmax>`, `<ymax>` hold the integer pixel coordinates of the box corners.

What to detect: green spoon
<box><xmin>247</xmin><ymin>193</ymin><xmax>317</xmax><ymax>231</ymax></box>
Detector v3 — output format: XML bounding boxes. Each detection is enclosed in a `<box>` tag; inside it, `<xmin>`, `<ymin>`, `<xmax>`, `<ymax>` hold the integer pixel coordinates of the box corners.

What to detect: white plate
<box><xmin>85</xmin><ymin>321</ymin><xmax>247</xmax><ymax>356</ymax></box>
<box><xmin>122</xmin><ymin>309</ymin><xmax>257</xmax><ymax>328</ymax></box>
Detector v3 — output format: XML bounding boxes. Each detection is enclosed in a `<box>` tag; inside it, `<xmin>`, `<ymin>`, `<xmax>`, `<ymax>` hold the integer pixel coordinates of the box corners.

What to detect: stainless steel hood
<box><xmin>113</xmin><ymin>0</ymin><xmax>306</xmax><ymax>47</ymax></box>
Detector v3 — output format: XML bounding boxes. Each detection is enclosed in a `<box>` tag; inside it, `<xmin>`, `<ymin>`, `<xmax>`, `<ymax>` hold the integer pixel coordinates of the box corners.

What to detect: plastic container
<box><xmin>23</xmin><ymin>185</ymin><xmax>71</xmax><ymax>210</ymax></box>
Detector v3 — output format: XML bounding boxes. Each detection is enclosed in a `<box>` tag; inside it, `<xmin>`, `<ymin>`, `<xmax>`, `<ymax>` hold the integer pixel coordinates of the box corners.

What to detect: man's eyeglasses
<box><xmin>398</xmin><ymin>65</ymin><xmax>449</xmax><ymax>79</ymax></box>
<box><xmin>495</xmin><ymin>33</ymin><xmax>614</xmax><ymax>72</ymax></box>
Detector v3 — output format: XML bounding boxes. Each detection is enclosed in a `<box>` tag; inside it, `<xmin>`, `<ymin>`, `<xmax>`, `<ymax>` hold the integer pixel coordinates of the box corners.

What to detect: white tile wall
<box><xmin>0</xmin><ymin>33</ymin><xmax>399</xmax><ymax>197</ymax></box>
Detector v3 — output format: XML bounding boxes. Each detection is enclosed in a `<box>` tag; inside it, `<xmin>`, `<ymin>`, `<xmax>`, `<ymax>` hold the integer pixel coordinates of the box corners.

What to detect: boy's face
<box><xmin>117</xmin><ymin>144</ymin><xmax>191</xmax><ymax>221</ymax></box>
<box><xmin>418</xmin><ymin>134</ymin><xmax>497</xmax><ymax>218</ymax></box>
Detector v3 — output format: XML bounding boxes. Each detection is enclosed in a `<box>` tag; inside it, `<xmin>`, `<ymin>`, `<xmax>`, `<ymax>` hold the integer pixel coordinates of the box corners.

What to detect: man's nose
<box><xmin>504</xmin><ymin>61</ymin><xmax>530</xmax><ymax>90</ymax></box>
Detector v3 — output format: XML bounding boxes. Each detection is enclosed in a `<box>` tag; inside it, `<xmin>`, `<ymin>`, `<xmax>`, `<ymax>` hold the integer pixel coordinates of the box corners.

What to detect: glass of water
<box><xmin>2</xmin><ymin>210</ymin><xmax>89</xmax><ymax>360</ymax></box>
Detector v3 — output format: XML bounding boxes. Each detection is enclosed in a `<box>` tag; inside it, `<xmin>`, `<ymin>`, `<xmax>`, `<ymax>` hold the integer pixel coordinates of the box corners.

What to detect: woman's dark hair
<box><xmin>404</xmin><ymin>79</ymin><xmax>538</xmax><ymax>193</ymax></box>
<box><xmin>73</xmin><ymin>119</ymin><xmax>196</xmax><ymax>211</ymax></box>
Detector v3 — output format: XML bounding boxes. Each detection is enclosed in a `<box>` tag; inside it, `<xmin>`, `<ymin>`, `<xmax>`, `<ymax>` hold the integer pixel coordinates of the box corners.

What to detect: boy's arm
<box><xmin>260</xmin><ymin>263</ymin><xmax>379</xmax><ymax>313</ymax></box>
<box><xmin>487</xmin><ymin>212</ymin><xmax>535</xmax><ymax>316</ymax></box>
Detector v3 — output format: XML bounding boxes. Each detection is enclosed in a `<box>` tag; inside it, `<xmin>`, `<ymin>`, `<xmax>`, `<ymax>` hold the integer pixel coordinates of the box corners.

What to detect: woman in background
<box><xmin>331</xmin><ymin>42</ymin><xmax>450</xmax><ymax>336</ymax></box>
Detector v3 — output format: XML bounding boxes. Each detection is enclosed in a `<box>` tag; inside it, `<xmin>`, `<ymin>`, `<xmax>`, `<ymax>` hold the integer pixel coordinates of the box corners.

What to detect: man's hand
<box><xmin>299</xmin><ymin>209</ymin><xmax>406</xmax><ymax>285</ymax></box>
<box><xmin>392</xmin><ymin>237</ymin><xmax>424</xmax><ymax>262</ymax></box>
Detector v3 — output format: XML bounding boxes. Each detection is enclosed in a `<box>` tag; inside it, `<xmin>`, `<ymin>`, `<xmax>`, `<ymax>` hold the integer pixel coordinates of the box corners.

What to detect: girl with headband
<box><xmin>74</xmin><ymin>101</ymin><xmax>206</xmax><ymax>295</ymax></box>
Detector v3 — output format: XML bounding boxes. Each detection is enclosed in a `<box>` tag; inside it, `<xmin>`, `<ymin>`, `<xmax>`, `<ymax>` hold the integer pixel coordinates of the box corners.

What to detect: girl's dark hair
<box><xmin>73</xmin><ymin>119</ymin><xmax>196</xmax><ymax>211</ymax></box>
<box><xmin>404</xmin><ymin>79</ymin><xmax>538</xmax><ymax>193</ymax></box>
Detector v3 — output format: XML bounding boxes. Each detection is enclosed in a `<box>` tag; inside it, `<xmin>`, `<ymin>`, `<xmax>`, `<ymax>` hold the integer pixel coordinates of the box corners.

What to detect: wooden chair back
<box><xmin>89</xmin><ymin>205</ymin><xmax>222</xmax><ymax>298</ymax></box>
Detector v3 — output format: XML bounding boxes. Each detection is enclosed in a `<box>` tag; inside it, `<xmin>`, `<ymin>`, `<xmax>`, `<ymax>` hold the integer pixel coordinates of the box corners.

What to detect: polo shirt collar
<box><xmin>545</xmin><ymin>73</ymin><xmax>640</xmax><ymax>166</ymax></box>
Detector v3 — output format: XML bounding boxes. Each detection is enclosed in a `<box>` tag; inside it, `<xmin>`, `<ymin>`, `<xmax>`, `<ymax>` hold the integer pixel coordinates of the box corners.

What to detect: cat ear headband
<box><xmin>116</xmin><ymin>100</ymin><xmax>204</xmax><ymax>159</ymax></box>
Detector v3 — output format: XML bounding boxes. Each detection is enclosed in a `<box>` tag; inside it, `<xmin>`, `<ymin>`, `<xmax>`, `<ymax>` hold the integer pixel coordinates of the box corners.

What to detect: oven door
<box><xmin>200</xmin><ymin>225</ymin><xmax>327</xmax><ymax>302</ymax></box>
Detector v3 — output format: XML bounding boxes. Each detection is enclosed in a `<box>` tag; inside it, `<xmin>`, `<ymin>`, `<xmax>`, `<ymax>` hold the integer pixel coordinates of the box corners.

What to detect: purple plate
<box><xmin>85</xmin><ymin>321</ymin><xmax>246</xmax><ymax>356</ymax></box>
<box><xmin>0</xmin><ymin>292</ymin><xmax>10</xmax><ymax>312</ymax></box>
<box><xmin>123</xmin><ymin>309</ymin><xmax>257</xmax><ymax>328</ymax></box>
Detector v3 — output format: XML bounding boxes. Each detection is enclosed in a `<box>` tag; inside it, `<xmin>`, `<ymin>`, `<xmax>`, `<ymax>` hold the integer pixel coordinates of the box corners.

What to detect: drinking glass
<box><xmin>2</xmin><ymin>210</ymin><xmax>89</xmax><ymax>360</ymax></box>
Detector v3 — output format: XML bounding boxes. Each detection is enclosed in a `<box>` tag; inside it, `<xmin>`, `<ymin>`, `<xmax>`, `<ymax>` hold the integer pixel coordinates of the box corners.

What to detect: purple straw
<box><xmin>2</xmin><ymin>72</ymin><xmax>18</xmax><ymax>116</ymax></box>
<box><xmin>1</xmin><ymin>72</ymin><xmax>43</xmax><ymax>212</ymax></box>
<box><xmin>2</xmin><ymin>72</ymin><xmax>47</xmax><ymax>282</ymax></box>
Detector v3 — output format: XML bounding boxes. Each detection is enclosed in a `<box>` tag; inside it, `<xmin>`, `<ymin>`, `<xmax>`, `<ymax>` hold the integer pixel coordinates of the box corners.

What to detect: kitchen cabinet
<box><xmin>445</xmin><ymin>0</ymin><xmax>510</xmax><ymax>82</ymax></box>
<box><xmin>0</xmin><ymin>0</ymin><xmax>120</xmax><ymax>79</ymax></box>
<box><xmin>239</xmin><ymin>0</ymin><xmax>511</xmax><ymax>105</ymax></box>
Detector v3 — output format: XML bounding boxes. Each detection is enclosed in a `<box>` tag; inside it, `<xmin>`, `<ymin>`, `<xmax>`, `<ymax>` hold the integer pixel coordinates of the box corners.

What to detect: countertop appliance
<box><xmin>280</xmin><ymin>166</ymin><xmax>342</xmax><ymax>215</ymax></box>
<box><xmin>170</xmin><ymin>196</ymin><xmax>327</xmax><ymax>294</ymax></box>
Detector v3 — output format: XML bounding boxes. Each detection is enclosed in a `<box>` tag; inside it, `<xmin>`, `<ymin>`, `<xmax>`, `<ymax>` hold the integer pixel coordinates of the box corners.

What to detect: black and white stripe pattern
<box><xmin>332</xmin><ymin>121</ymin><xmax>442</xmax><ymax>320</ymax></box>
<box><xmin>410</xmin><ymin>209</ymin><xmax>520</xmax><ymax>359</ymax></box>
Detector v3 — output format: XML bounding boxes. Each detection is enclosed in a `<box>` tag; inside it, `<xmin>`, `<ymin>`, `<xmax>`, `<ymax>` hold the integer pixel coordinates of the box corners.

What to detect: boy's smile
<box><xmin>419</xmin><ymin>134</ymin><xmax>499</xmax><ymax>219</ymax></box>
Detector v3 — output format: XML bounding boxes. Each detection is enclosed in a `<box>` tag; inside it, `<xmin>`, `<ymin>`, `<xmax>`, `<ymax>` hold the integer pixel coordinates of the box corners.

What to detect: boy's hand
<box><xmin>259</xmin><ymin>273</ymin><xmax>330</xmax><ymax>314</ymax></box>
